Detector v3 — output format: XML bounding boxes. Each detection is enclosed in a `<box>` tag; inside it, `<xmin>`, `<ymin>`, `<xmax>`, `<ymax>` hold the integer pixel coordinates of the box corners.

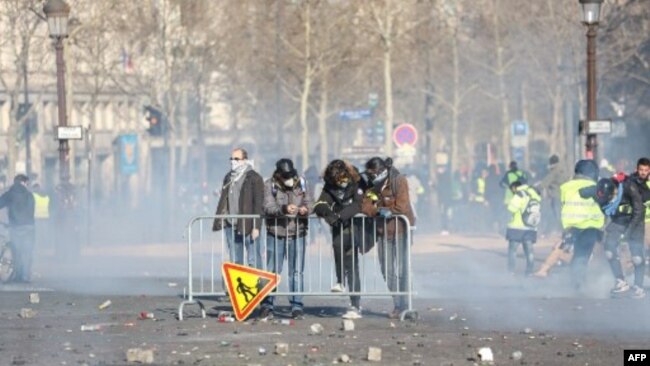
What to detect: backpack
<box><xmin>520</xmin><ymin>189</ymin><xmax>541</xmax><ymax>228</ymax></box>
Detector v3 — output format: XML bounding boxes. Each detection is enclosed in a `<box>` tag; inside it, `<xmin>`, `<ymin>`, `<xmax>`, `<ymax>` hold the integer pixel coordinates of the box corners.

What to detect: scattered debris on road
<box><xmin>367</xmin><ymin>347</ymin><xmax>382</xmax><ymax>362</ymax></box>
<box><xmin>342</xmin><ymin>319</ymin><xmax>355</xmax><ymax>331</ymax></box>
<box><xmin>477</xmin><ymin>347</ymin><xmax>494</xmax><ymax>363</ymax></box>
<box><xmin>310</xmin><ymin>323</ymin><xmax>324</xmax><ymax>335</ymax></box>
<box><xmin>98</xmin><ymin>300</ymin><xmax>112</xmax><ymax>310</ymax></box>
<box><xmin>19</xmin><ymin>308</ymin><xmax>36</xmax><ymax>319</ymax></box>
<box><xmin>126</xmin><ymin>348</ymin><xmax>154</xmax><ymax>364</ymax></box>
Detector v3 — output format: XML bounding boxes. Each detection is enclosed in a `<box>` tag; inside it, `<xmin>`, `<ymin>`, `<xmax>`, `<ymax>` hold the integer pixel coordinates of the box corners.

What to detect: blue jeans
<box><xmin>224</xmin><ymin>226</ymin><xmax>262</xmax><ymax>269</ymax></box>
<box><xmin>262</xmin><ymin>234</ymin><xmax>306</xmax><ymax>311</ymax></box>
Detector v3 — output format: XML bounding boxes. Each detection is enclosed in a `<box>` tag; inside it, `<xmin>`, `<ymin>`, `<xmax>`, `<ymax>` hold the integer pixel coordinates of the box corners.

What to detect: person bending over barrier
<box><xmin>314</xmin><ymin>160</ymin><xmax>365</xmax><ymax>320</ymax></box>
<box><xmin>362</xmin><ymin>157</ymin><xmax>415</xmax><ymax>319</ymax></box>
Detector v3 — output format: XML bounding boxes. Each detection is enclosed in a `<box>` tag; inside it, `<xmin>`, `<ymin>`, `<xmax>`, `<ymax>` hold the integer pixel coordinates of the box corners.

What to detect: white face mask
<box><xmin>338</xmin><ymin>182</ymin><xmax>349</xmax><ymax>188</ymax></box>
<box><xmin>284</xmin><ymin>178</ymin><xmax>295</xmax><ymax>188</ymax></box>
<box><xmin>373</xmin><ymin>169</ymin><xmax>388</xmax><ymax>183</ymax></box>
<box><xmin>231</xmin><ymin>159</ymin><xmax>246</xmax><ymax>172</ymax></box>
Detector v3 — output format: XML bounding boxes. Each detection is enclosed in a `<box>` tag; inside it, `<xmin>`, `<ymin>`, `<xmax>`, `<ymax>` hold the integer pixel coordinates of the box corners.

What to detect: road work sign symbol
<box><xmin>222</xmin><ymin>262</ymin><xmax>280</xmax><ymax>321</ymax></box>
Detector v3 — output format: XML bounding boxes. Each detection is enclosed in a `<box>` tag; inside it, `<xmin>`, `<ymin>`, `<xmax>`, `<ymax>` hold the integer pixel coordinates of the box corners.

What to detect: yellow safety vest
<box><xmin>474</xmin><ymin>177</ymin><xmax>486</xmax><ymax>203</ymax></box>
<box><xmin>560</xmin><ymin>179</ymin><xmax>604</xmax><ymax>230</ymax></box>
<box><xmin>33</xmin><ymin>193</ymin><xmax>50</xmax><ymax>219</ymax></box>
<box><xmin>503</xmin><ymin>170</ymin><xmax>526</xmax><ymax>204</ymax></box>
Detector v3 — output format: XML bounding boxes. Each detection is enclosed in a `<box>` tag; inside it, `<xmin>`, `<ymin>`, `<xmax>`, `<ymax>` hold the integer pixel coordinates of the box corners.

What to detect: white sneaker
<box><xmin>330</xmin><ymin>283</ymin><xmax>344</xmax><ymax>293</ymax></box>
<box><xmin>610</xmin><ymin>279</ymin><xmax>630</xmax><ymax>296</ymax></box>
<box><xmin>342</xmin><ymin>307</ymin><xmax>362</xmax><ymax>319</ymax></box>
<box><xmin>630</xmin><ymin>285</ymin><xmax>646</xmax><ymax>299</ymax></box>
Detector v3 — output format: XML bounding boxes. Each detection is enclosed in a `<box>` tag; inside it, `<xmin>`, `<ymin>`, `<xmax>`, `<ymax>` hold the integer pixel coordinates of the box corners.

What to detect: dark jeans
<box><xmin>378</xmin><ymin>233</ymin><xmax>409</xmax><ymax>311</ymax></box>
<box><xmin>604</xmin><ymin>222</ymin><xmax>645</xmax><ymax>287</ymax></box>
<box><xmin>332</xmin><ymin>225</ymin><xmax>360</xmax><ymax>308</ymax></box>
<box><xmin>570</xmin><ymin>228</ymin><xmax>601</xmax><ymax>289</ymax></box>
<box><xmin>508</xmin><ymin>240</ymin><xmax>534</xmax><ymax>274</ymax></box>
<box><xmin>10</xmin><ymin>225</ymin><xmax>35</xmax><ymax>282</ymax></box>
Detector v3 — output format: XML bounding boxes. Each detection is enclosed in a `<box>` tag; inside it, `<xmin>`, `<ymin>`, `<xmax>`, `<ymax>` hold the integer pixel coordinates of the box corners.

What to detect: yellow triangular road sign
<box><xmin>222</xmin><ymin>262</ymin><xmax>280</xmax><ymax>321</ymax></box>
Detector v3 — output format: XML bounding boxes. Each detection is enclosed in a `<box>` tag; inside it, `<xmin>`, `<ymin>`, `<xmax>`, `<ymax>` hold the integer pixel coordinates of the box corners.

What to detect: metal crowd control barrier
<box><xmin>178</xmin><ymin>214</ymin><xmax>417</xmax><ymax>321</ymax></box>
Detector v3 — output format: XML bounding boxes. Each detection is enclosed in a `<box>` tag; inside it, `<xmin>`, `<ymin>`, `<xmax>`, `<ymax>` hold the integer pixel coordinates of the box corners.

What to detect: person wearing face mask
<box><xmin>603</xmin><ymin>157</ymin><xmax>650</xmax><ymax>299</ymax></box>
<box><xmin>313</xmin><ymin>160</ymin><xmax>366</xmax><ymax>320</ymax></box>
<box><xmin>212</xmin><ymin>148</ymin><xmax>264</xmax><ymax>269</ymax></box>
<box><xmin>361</xmin><ymin>157</ymin><xmax>415</xmax><ymax>319</ymax></box>
<box><xmin>258</xmin><ymin>159</ymin><xmax>312</xmax><ymax>320</ymax></box>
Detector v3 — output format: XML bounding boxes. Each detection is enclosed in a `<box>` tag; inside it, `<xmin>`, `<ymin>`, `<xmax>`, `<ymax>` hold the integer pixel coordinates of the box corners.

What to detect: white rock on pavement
<box><xmin>512</xmin><ymin>351</ymin><xmax>523</xmax><ymax>361</ymax></box>
<box><xmin>339</xmin><ymin>354</ymin><xmax>351</xmax><ymax>363</ymax></box>
<box><xmin>342</xmin><ymin>319</ymin><xmax>355</xmax><ymax>331</ymax></box>
<box><xmin>126</xmin><ymin>348</ymin><xmax>154</xmax><ymax>364</ymax></box>
<box><xmin>275</xmin><ymin>343</ymin><xmax>289</xmax><ymax>355</ymax></box>
<box><xmin>19</xmin><ymin>308</ymin><xmax>36</xmax><ymax>319</ymax></box>
<box><xmin>367</xmin><ymin>347</ymin><xmax>382</xmax><ymax>362</ymax></box>
<box><xmin>477</xmin><ymin>347</ymin><xmax>494</xmax><ymax>363</ymax></box>
<box><xmin>310</xmin><ymin>323</ymin><xmax>324</xmax><ymax>335</ymax></box>
<box><xmin>29</xmin><ymin>293</ymin><xmax>40</xmax><ymax>304</ymax></box>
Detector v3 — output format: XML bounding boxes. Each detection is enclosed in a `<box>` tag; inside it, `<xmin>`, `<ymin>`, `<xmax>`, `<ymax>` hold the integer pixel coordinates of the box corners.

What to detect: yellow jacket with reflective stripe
<box><xmin>507</xmin><ymin>185</ymin><xmax>540</xmax><ymax>229</ymax></box>
<box><xmin>560</xmin><ymin>178</ymin><xmax>604</xmax><ymax>230</ymax></box>
<box><xmin>33</xmin><ymin>193</ymin><xmax>50</xmax><ymax>219</ymax></box>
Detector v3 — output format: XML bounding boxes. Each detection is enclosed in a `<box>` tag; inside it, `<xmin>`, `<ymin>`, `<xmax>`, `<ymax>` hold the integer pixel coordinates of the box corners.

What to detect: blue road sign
<box><xmin>118</xmin><ymin>134</ymin><xmax>138</xmax><ymax>175</ymax></box>
<box><xmin>338</xmin><ymin>109</ymin><xmax>372</xmax><ymax>121</ymax></box>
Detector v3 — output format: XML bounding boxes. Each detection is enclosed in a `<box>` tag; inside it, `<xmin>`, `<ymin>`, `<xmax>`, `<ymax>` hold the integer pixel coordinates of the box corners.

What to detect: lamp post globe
<box><xmin>579</xmin><ymin>0</ymin><xmax>603</xmax><ymax>25</ymax></box>
<box><xmin>43</xmin><ymin>0</ymin><xmax>71</xmax><ymax>38</ymax></box>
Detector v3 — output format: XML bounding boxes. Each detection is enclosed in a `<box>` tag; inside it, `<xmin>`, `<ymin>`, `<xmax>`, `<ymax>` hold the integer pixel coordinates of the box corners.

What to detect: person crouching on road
<box><xmin>505</xmin><ymin>180</ymin><xmax>541</xmax><ymax>275</ymax></box>
<box><xmin>259</xmin><ymin>159</ymin><xmax>312</xmax><ymax>320</ymax></box>
<box><xmin>314</xmin><ymin>160</ymin><xmax>364</xmax><ymax>320</ymax></box>
<box><xmin>361</xmin><ymin>157</ymin><xmax>415</xmax><ymax>319</ymax></box>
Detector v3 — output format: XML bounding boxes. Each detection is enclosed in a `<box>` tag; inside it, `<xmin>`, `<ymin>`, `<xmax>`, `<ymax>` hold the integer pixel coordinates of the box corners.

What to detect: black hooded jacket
<box><xmin>0</xmin><ymin>183</ymin><xmax>35</xmax><ymax>226</ymax></box>
<box><xmin>609</xmin><ymin>174</ymin><xmax>646</xmax><ymax>240</ymax></box>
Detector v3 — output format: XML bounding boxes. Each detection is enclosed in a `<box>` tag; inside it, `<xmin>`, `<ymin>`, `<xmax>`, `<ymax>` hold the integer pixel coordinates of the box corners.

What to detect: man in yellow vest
<box><xmin>559</xmin><ymin>160</ymin><xmax>604</xmax><ymax>290</ymax></box>
<box><xmin>32</xmin><ymin>183</ymin><xmax>51</xmax><ymax>253</ymax></box>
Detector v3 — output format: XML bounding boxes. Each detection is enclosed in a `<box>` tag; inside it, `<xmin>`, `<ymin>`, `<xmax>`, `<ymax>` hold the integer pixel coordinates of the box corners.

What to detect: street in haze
<box><xmin>1</xmin><ymin>233</ymin><xmax>649</xmax><ymax>365</ymax></box>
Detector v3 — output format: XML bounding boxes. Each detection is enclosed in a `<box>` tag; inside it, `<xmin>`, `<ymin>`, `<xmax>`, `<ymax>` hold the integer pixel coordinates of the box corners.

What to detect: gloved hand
<box><xmin>326</xmin><ymin>214</ymin><xmax>341</xmax><ymax>227</ymax></box>
<box><xmin>378</xmin><ymin>208</ymin><xmax>393</xmax><ymax>218</ymax></box>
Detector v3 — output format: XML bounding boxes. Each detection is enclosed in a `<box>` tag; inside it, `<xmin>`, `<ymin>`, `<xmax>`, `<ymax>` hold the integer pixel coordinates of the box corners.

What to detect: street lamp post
<box><xmin>43</xmin><ymin>0</ymin><xmax>71</xmax><ymax>184</ymax></box>
<box><xmin>579</xmin><ymin>0</ymin><xmax>603</xmax><ymax>161</ymax></box>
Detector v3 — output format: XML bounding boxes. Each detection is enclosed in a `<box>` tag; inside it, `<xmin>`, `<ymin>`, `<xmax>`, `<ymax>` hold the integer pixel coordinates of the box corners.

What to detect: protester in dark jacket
<box><xmin>313</xmin><ymin>160</ymin><xmax>365</xmax><ymax>319</ymax></box>
<box><xmin>212</xmin><ymin>148</ymin><xmax>264</xmax><ymax>268</ymax></box>
<box><xmin>0</xmin><ymin>174</ymin><xmax>35</xmax><ymax>282</ymax></box>
<box><xmin>605</xmin><ymin>158</ymin><xmax>650</xmax><ymax>299</ymax></box>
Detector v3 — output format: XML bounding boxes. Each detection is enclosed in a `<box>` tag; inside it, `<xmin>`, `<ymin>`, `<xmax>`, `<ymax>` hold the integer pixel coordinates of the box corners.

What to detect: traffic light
<box><xmin>144</xmin><ymin>106</ymin><xmax>164</xmax><ymax>136</ymax></box>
